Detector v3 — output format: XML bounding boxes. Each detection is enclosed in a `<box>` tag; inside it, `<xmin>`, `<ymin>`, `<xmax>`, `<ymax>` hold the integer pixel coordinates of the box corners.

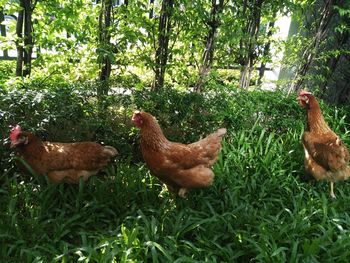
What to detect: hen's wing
<box><xmin>44</xmin><ymin>142</ymin><xmax>117</xmax><ymax>171</ymax></box>
<box><xmin>303</xmin><ymin>132</ymin><xmax>349</xmax><ymax>171</ymax></box>
<box><xmin>164</xmin><ymin>128</ymin><xmax>226</xmax><ymax>169</ymax></box>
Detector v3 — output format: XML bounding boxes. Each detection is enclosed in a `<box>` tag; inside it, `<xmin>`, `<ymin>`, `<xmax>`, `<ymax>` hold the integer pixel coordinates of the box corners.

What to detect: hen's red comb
<box><xmin>299</xmin><ymin>90</ymin><xmax>312</xmax><ymax>96</ymax></box>
<box><xmin>10</xmin><ymin>125</ymin><xmax>21</xmax><ymax>142</ymax></box>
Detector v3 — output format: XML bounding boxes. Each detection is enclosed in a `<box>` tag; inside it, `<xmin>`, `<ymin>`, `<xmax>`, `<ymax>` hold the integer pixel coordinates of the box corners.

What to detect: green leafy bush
<box><xmin>2</xmin><ymin>81</ymin><xmax>350</xmax><ymax>262</ymax></box>
<box><xmin>0</xmin><ymin>61</ymin><xmax>15</xmax><ymax>85</ymax></box>
<box><xmin>2</xmin><ymin>80</ymin><xmax>349</xmax><ymax>172</ymax></box>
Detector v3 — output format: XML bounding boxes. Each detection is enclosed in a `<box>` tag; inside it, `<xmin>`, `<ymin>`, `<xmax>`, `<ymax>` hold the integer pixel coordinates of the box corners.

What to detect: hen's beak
<box><xmin>297</xmin><ymin>95</ymin><xmax>303</xmax><ymax>104</ymax></box>
<box><xmin>132</xmin><ymin>111</ymin><xmax>142</xmax><ymax>127</ymax></box>
<box><xmin>10</xmin><ymin>136</ymin><xmax>28</xmax><ymax>148</ymax></box>
<box><xmin>131</xmin><ymin>113</ymin><xmax>137</xmax><ymax>123</ymax></box>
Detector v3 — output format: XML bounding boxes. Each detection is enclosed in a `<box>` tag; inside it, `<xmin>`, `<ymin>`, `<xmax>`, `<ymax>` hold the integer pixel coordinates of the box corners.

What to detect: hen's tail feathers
<box><xmin>216</xmin><ymin>128</ymin><xmax>227</xmax><ymax>138</ymax></box>
<box><xmin>104</xmin><ymin>146</ymin><xmax>118</xmax><ymax>157</ymax></box>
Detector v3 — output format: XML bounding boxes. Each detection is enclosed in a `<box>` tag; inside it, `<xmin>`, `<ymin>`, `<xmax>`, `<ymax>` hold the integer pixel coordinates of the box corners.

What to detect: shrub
<box><xmin>2</xmin><ymin>80</ymin><xmax>350</xmax><ymax>262</ymax></box>
<box><xmin>1</xmin><ymin>79</ymin><xmax>348</xmax><ymax>172</ymax></box>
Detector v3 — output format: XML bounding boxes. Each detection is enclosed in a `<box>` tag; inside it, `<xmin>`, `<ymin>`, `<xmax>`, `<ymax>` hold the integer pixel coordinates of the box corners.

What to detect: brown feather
<box><xmin>12</xmin><ymin>131</ymin><xmax>118</xmax><ymax>183</ymax></box>
<box><xmin>133</xmin><ymin>111</ymin><xmax>226</xmax><ymax>196</ymax></box>
<box><xmin>299</xmin><ymin>92</ymin><xmax>350</xmax><ymax>186</ymax></box>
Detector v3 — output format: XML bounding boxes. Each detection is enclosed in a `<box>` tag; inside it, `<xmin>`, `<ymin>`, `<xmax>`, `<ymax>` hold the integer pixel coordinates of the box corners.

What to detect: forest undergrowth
<box><xmin>1</xmin><ymin>84</ymin><xmax>350</xmax><ymax>262</ymax></box>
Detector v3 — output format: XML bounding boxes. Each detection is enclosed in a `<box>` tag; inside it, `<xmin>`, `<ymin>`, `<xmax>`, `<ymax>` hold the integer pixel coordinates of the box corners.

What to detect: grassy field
<box><xmin>1</xmin><ymin>89</ymin><xmax>350</xmax><ymax>262</ymax></box>
<box><xmin>2</xmin><ymin>124</ymin><xmax>350</xmax><ymax>263</ymax></box>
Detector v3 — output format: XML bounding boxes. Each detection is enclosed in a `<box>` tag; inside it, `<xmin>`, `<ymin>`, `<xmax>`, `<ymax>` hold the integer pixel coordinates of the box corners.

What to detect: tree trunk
<box><xmin>238</xmin><ymin>0</ymin><xmax>264</xmax><ymax>89</ymax></box>
<box><xmin>319</xmin><ymin>6</ymin><xmax>350</xmax><ymax>98</ymax></box>
<box><xmin>152</xmin><ymin>0</ymin><xmax>174</xmax><ymax>91</ymax></box>
<box><xmin>257</xmin><ymin>20</ymin><xmax>275</xmax><ymax>85</ymax></box>
<box><xmin>195</xmin><ymin>0</ymin><xmax>225</xmax><ymax>93</ymax></box>
<box><xmin>98</xmin><ymin>0</ymin><xmax>112</xmax><ymax>83</ymax></box>
<box><xmin>0</xmin><ymin>8</ymin><xmax>9</xmax><ymax>58</ymax></box>
<box><xmin>22</xmin><ymin>0</ymin><xmax>33</xmax><ymax>77</ymax></box>
<box><xmin>149</xmin><ymin>0</ymin><xmax>155</xmax><ymax>19</ymax></box>
<box><xmin>97</xmin><ymin>0</ymin><xmax>113</xmax><ymax>120</ymax></box>
<box><xmin>288</xmin><ymin>0</ymin><xmax>335</xmax><ymax>94</ymax></box>
<box><xmin>15</xmin><ymin>0</ymin><xmax>33</xmax><ymax>77</ymax></box>
<box><xmin>239</xmin><ymin>59</ymin><xmax>252</xmax><ymax>89</ymax></box>
<box><xmin>16</xmin><ymin>6</ymin><xmax>24</xmax><ymax>77</ymax></box>
<box><xmin>0</xmin><ymin>8</ymin><xmax>3</xmax><ymax>25</ymax></box>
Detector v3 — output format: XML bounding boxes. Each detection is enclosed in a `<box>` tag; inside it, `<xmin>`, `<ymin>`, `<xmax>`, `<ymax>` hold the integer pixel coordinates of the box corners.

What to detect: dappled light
<box><xmin>45</xmin><ymin>143</ymin><xmax>66</xmax><ymax>154</ymax></box>
<box><xmin>1</xmin><ymin>0</ymin><xmax>350</xmax><ymax>262</ymax></box>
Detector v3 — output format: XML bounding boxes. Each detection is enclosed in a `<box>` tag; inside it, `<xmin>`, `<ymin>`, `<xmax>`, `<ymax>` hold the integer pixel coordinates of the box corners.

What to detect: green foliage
<box><xmin>2</xmin><ymin>79</ymin><xmax>348</xmax><ymax>164</ymax></box>
<box><xmin>2</xmin><ymin>0</ymin><xmax>347</xmax><ymax>96</ymax></box>
<box><xmin>282</xmin><ymin>0</ymin><xmax>350</xmax><ymax>101</ymax></box>
<box><xmin>0</xmin><ymin>79</ymin><xmax>132</xmax><ymax>173</ymax></box>
<box><xmin>0</xmin><ymin>61</ymin><xmax>15</xmax><ymax>85</ymax></box>
<box><xmin>2</xmin><ymin>87</ymin><xmax>350</xmax><ymax>261</ymax></box>
<box><xmin>1</xmin><ymin>0</ymin><xmax>300</xmax><ymax>90</ymax></box>
<box><xmin>31</xmin><ymin>0</ymin><xmax>100</xmax><ymax>81</ymax></box>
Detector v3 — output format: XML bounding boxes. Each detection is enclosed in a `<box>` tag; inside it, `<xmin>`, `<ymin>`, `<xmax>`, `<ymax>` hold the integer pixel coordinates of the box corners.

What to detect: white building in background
<box><xmin>260</xmin><ymin>14</ymin><xmax>293</xmax><ymax>90</ymax></box>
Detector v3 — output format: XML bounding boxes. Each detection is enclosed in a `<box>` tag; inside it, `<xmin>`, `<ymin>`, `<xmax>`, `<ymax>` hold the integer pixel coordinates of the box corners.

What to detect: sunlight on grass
<box><xmin>2</xmin><ymin>92</ymin><xmax>350</xmax><ymax>262</ymax></box>
<box><xmin>3</xmin><ymin>125</ymin><xmax>350</xmax><ymax>262</ymax></box>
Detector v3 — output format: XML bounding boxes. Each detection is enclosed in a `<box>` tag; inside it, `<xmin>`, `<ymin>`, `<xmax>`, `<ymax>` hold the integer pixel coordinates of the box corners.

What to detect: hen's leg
<box><xmin>178</xmin><ymin>188</ymin><xmax>188</xmax><ymax>198</ymax></box>
<box><xmin>330</xmin><ymin>182</ymin><xmax>336</xmax><ymax>198</ymax></box>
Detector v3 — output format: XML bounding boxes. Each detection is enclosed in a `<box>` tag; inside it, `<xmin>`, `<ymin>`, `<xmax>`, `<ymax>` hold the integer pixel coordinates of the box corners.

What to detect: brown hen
<box><xmin>10</xmin><ymin>125</ymin><xmax>118</xmax><ymax>183</ymax></box>
<box><xmin>132</xmin><ymin>111</ymin><xmax>226</xmax><ymax>197</ymax></box>
<box><xmin>298</xmin><ymin>90</ymin><xmax>350</xmax><ymax>198</ymax></box>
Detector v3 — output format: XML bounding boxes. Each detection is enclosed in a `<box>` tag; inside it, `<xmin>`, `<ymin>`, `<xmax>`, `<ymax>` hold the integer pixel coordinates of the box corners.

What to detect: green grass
<box><xmin>2</xmin><ymin>125</ymin><xmax>350</xmax><ymax>263</ymax></box>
